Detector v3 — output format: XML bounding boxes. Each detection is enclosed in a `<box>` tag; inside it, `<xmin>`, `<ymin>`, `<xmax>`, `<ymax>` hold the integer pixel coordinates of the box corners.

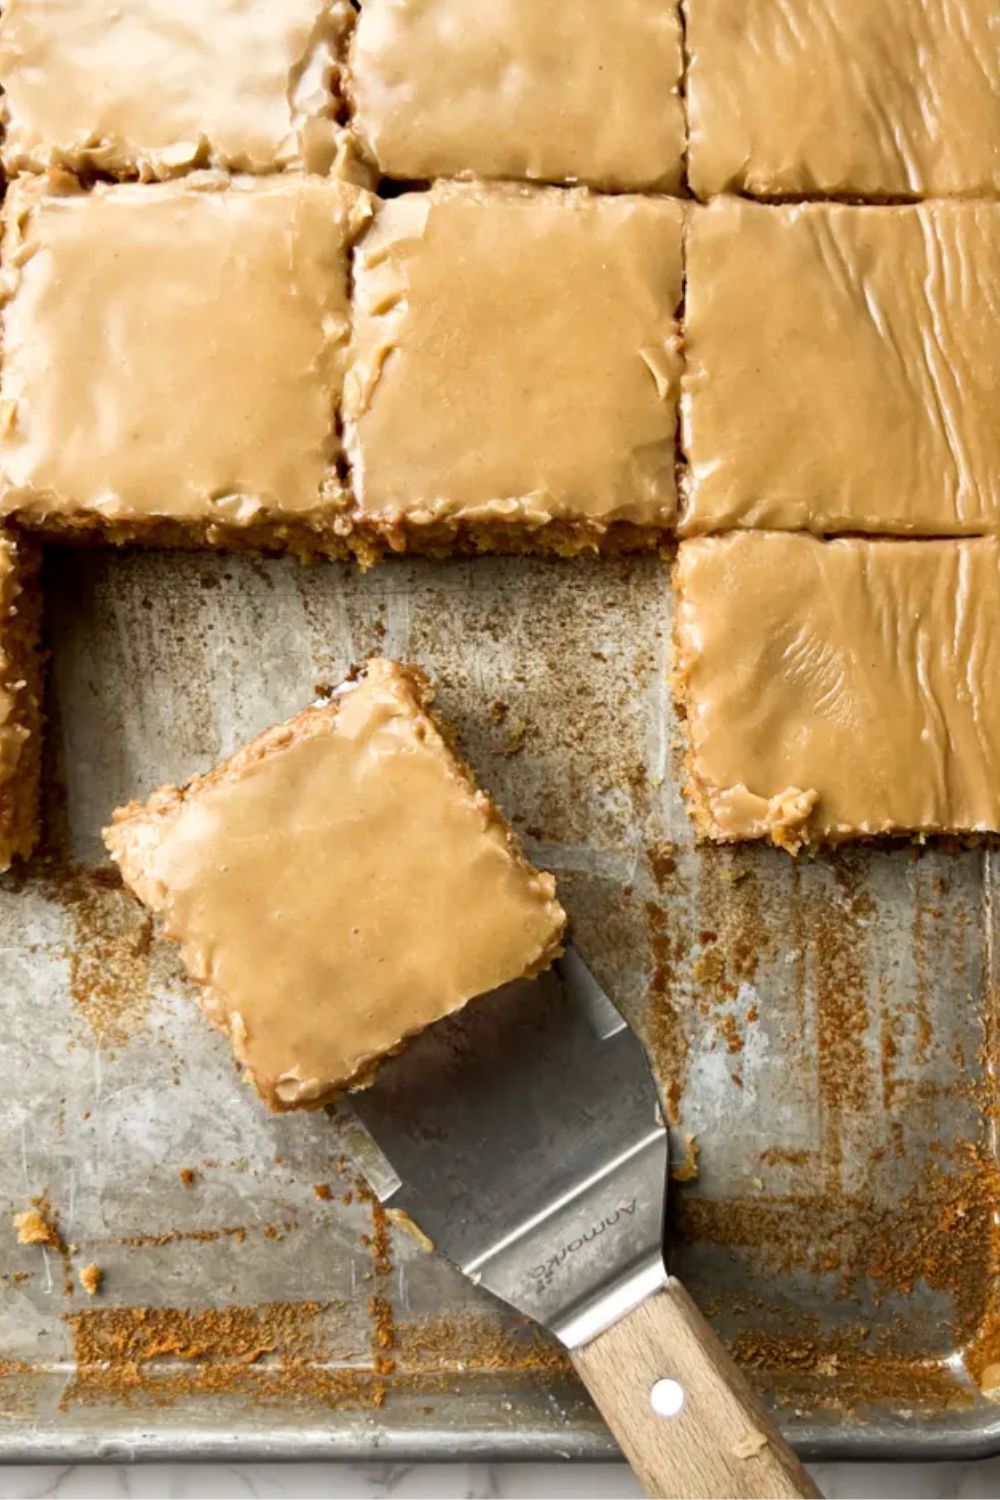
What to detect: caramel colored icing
<box><xmin>687</xmin><ymin>0</ymin><xmax>1000</xmax><ymax>199</ymax></box>
<box><xmin>674</xmin><ymin>534</ymin><xmax>1000</xmax><ymax>849</ymax></box>
<box><xmin>0</xmin><ymin>173</ymin><xmax>371</xmax><ymax>529</ymax></box>
<box><xmin>105</xmin><ymin>661</ymin><xmax>566</xmax><ymax>1109</ymax></box>
<box><xmin>343</xmin><ymin>183</ymin><xmax>683</xmax><ymax>538</ymax></box>
<box><xmin>682</xmin><ymin>199</ymin><xmax>1000</xmax><ymax>537</ymax></box>
<box><xmin>0</xmin><ymin>0</ymin><xmax>352</xmax><ymax>179</ymax></box>
<box><xmin>347</xmin><ymin>0</ymin><xmax>684</xmax><ymax>192</ymax></box>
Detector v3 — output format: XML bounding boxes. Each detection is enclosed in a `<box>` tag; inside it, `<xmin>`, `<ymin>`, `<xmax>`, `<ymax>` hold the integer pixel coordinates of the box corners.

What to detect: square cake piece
<box><xmin>0</xmin><ymin>174</ymin><xmax>372</xmax><ymax>553</ymax></box>
<box><xmin>0</xmin><ymin>0</ymin><xmax>353</xmax><ymax>179</ymax></box>
<box><xmin>682</xmin><ymin>199</ymin><xmax>1000</xmax><ymax>537</ymax></box>
<box><xmin>0</xmin><ymin>530</ymin><xmax>43</xmax><ymax>872</ymax></box>
<box><xmin>104</xmin><ymin>659</ymin><xmax>566</xmax><ymax>1110</ymax></box>
<box><xmin>686</xmin><ymin>0</ymin><xmax>1000</xmax><ymax>199</ymax></box>
<box><xmin>342</xmin><ymin>184</ymin><xmax>684</xmax><ymax>560</ymax></box>
<box><xmin>347</xmin><ymin>0</ymin><xmax>684</xmax><ymax>192</ymax></box>
<box><xmin>674</xmin><ymin>533</ymin><xmax>1000</xmax><ymax>851</ymax></box>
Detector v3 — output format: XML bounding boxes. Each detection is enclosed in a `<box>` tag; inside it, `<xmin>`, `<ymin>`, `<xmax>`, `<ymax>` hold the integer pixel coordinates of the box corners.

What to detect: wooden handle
<box><xmin>570</xmin><ymin>1277</ymin><xmax>821</xmax><ymax>1500</ymax></box>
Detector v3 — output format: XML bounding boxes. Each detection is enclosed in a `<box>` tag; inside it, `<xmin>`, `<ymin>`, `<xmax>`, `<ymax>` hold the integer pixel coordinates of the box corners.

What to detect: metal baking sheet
<box><xmin>1</xmin><ymin>545</ymin><xmax>999</xmax><ymax>1462</ymax></box>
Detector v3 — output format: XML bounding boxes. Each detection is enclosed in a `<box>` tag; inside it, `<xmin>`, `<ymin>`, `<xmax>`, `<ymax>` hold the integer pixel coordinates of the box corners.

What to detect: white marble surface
<box><xmin>3</xmin><ymin>1463</ymin><xmax>1000</xmax><ymax>1497</ymax></box>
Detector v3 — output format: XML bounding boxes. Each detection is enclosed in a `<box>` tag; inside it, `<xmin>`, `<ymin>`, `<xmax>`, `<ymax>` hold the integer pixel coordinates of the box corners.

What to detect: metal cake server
<box><xmin>341</xmin><ymin>947</ymin><xmax>820</xmax><ymax>1500</ymax></box>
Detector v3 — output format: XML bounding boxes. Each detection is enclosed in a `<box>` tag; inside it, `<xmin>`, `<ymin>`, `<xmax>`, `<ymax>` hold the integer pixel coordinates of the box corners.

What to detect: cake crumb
<box><xmin>387</xmin><ymin>1207</ymin><xmax>435</xmax><ymax>1252</ymax></box>
<box><xmin>670</xmin><ymin>1134</ymin><xmax>700</xmax><ymax>1183</ymax></box>
<box><xmin>733</xmin><ymin>1430</ymin><xmax>767</xmax><ymax>1460</ymax></box>
<box><xmin>78</xmin><ymin>1263</ymin><xmax>103</xmax><ymax>1297</ymax></box>
<box><xmin>14</xmin><ymin>1204</ymin><xmax>61</xmax><ymax>1249</ymax></box>
<box><xmin>178</xmin><ymin>1168</ymin><xmax>197</xmax><ymax>1187</ymax></box>
<box><xmin>313</xmin><ymin>1183</ymin><xmax>333</xmax><ymax>1201</ymax></box>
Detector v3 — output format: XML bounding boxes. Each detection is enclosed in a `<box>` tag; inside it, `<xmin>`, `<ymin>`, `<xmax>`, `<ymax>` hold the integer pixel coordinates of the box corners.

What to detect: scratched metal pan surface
<box><xmin>0</xmin><ymin>546</ymin><xmax>998</xmax><ymax>1462</ymax></box>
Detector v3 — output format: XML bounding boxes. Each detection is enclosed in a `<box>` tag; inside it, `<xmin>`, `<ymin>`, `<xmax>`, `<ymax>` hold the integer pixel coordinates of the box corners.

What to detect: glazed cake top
<box><xmin>105</xmin><ymin>660</ymin><xmax>566</xmax><ymax>1109</ymax></box>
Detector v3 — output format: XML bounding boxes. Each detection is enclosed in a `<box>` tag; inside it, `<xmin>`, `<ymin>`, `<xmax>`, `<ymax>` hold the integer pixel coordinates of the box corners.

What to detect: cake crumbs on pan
<box><xmin>178</xmin><ymin>1168</ymin><xmax>197</xmax><ymax>1187</ymax></box>
<box><xmin>78</xmin><ymin>1263</ymin><xmax>103</xmax><ymax>1297</ymax></box>
<box><xmin>313</xmin><ymin>1183</ymin><xmax>333</xmax><ymax>1201</ymax></box>
<box><xmin>670</xmin><ymin>1134</ymin><xmax>700</xmax><ymax>1184</ymax></box>
<box><xmin>14</xmin><ymin>1206</ymin><xmax>59</xmax><ymax>1248</ymax></box>
<box><xmin>115</xmin><ymin>1225</ymin><xmax>248</xmax><ymax>1250</ymax></box>
<box><xmin>395</xmin><ymin>1311</ymin><xmax>569</xmax><ymax>1379</ymax></box>
<box><xmin>61</xmin><ymin>1301</ymin><xmax>376</xmax><ymax>1412</ymax></box>
<box><xmin>12</xmin><ymin>1195</ymin><xmax>74</xmax><ymax>1295</ymax></box>
<box><xmin>386</xmin><ymin>1207</ymin><xmax>434</xmax><ymax>1253</ymax></box>
<box><xmin>351</xmin><ymin>1178</ymin><xmax>398</xmax><ymax>1403</ymax></box>
<box><xmin>40</xmin><ymin>859</ymin><xmax>154</xmax><ymax>1047</ymax></box>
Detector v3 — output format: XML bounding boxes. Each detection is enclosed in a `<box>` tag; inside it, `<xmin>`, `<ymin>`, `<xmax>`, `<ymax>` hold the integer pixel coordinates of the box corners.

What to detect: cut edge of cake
<box><xmin>0</xmin><ymin>528</ymin><xmax>44</xmax><ymax>871</ymax></box>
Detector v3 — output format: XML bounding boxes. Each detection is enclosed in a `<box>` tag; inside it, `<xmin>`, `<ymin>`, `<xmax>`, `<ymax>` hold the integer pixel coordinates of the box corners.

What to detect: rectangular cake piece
<box><xmin>0</xmin><ymin>0</ymin><xmax>354</xmax><ymax>180</ymax></box>
<box><xmin>342</xmin><ymin>184</ymin><xmax>684</xmax><ymax>560</ymax></box>
<box><xmin>682</xmin><ymin>199</ymin><xmax>1000</xmax><ymax>538</ymax></box>
<box><xmin>673</xmin><ymin>533</ymin><xmax>1000</xmax><ymax>851</ymax></box>
<box><xmin>104</xmin><ymin>660</ymin><xmax>566</xmax><ymax>1110</ymax></box>
<box><xmin>0</xmin><ymin>174</ymin><xmax>372</xmax><ymax>553</ymax></box>
<box><xmin>347</xmin><ymin>0</ymin><xmax>684</xmax><ymax>192</ymax></box>
<box><xmin>0</xmin><ymin>529</ymin><xmax>42</xmax><ymax>872</ymax></box>
<box><xmin>686</xmin><ymin>0</ymin><xmax>1000</xmax><ymax>200</ymax></box>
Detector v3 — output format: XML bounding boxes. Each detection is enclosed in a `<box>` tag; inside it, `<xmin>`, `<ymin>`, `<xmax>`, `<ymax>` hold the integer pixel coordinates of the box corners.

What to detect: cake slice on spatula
<box><xmin>104</xmin><ymin>657</ymin><xmax>565</xmax><ymax>1109</ymax></box>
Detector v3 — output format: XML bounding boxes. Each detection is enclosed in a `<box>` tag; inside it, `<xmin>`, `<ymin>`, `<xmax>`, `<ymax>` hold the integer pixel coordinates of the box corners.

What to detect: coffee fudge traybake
<box><xmin>681</xmin><ymin>198</ymin><xmax>1000</xmax><ymax>538</ymax></box>
<box><xmin>686</xmin><ymin>0</ymin><xmax>1000</xmax><ymax>200</ymax></box>
<box><xmin>0</xmin><ymin>0</ymin><xmax>354</xmax><ymax>179</ymax></box>
<box><xmin>346</xmin><ymin>0</ymin><xmax>685</xmax><ymax>192</ymax></box>
<box><xmin>0</xmin><ymin>0</ymin><xmax>996</xmax><ymax>867</ymax></box>
<box><xmin>0</xmin><ymin>172</ymin><xmax>371</xmax><ymax>552</ymax></box>
<box><xmin>341</xmin><ymin>182</ymin><xmax>683</xmax><ymax>560</ymax></box>
<box><xmin>104</xmin><ymin>660</ymin><xmax>566</xmax><ymax>1110</ymax></box>
<box><xmin>674</xmin><ymin>533</ymin><xmax>1000</xmax><ymax>851</ymax></box>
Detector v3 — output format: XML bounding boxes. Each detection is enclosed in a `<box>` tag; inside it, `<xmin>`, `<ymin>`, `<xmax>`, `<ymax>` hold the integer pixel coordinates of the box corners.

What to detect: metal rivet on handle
<box><xmin>650</xmin><ymin>1377</ymin><xmax>685</xmax><ymax>1417</ymax></box>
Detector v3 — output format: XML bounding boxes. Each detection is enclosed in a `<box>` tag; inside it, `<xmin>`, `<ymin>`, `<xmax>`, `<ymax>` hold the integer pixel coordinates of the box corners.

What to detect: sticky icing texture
<box><xmin>686</xmin><ymin>0</ymin><xmax>1000</xmax><ymax>199</ymax></box>
<box><xmin>105</xmin><ymin>660</ymin><xmax>566</xmax><ymax>1110</ymax></box>
<box><xmin>0</xmin><ymin>0</ymin><xmax>353</xmax><ymax>179</ymax></box>
<box><xmin>674</xmin><ymin>534</ymin><xmax>1000</xmax><ymax>849</ymax></box>
<box><xmin>0</xmin><ymin>174</ymin><xmax>372</xmax><ymax>534</ymax></box>
<box><xmin>682</xmin><ymin>199</ymin><xmax>1000</xmax><ymax>537</ymax></box>
<box><xmin>347</xmin><ymin>0</ymin><xmax>684</xmax><ymax>191</ymax></box>
<box><xmin>343</xmin><ymin>183</ymin><xmax>683</xmax><ymax>542</ymax></box>
<box><xmin>0</xmin><ymin>530</ymin><xmax>42</xmax><ymax>871</ymax></box>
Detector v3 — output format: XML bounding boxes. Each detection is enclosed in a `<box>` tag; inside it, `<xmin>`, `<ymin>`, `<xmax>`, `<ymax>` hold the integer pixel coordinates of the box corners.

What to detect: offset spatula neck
<box><xmin>552</xmin><ymin>1246</ymin><xmax>666</xmax><ymax>1349</ymax></box>
<box><xmin>347</xmin><ymin>953</ymin><xmax>670</xmax><ymax>1337</ymax></box>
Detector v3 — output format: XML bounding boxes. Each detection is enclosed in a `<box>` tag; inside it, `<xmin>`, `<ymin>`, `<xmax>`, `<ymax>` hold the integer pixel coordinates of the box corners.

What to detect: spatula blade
<box><xmin>343</xmin><ymin>946</ymin><xmax>668</xmax><ymax>1343</ymax></box>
